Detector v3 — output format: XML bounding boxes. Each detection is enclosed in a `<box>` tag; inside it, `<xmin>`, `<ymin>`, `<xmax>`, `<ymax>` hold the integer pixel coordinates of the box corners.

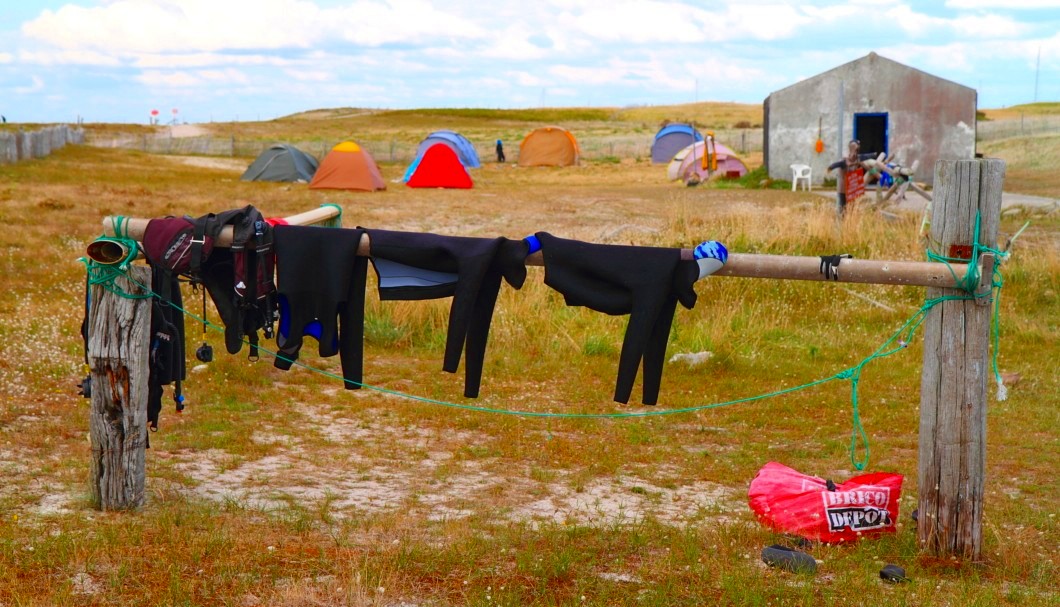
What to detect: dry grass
<box><xmin>0</xmin><ymin>116</ymin><xmax>1056</xmax><ymax>606</ymax></box>
<box><xmin>980</xmin><ymin>102</ymin><xmax>1060</xmax><ymax>121</ymax></box>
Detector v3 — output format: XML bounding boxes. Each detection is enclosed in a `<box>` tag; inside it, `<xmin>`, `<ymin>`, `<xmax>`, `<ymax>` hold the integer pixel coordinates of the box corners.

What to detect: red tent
<box><xmin>405</xmin><ymin>143</ymin><xmax>473</xmax><ymax>189</ymax></box>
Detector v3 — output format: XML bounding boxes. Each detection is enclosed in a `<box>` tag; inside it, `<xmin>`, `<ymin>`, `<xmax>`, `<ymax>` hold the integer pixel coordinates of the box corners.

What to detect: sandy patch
<box><xmin>165</xmin><ymin>405</ymin><xmax>745</xmax><ymax>527</ymax></box>
<box><xmin>165</xmin><ymin>155</ymin><xmax>248</xmax><ymax>171</ymax></box>
<box><xmin>169</xmin><ymin>124</ymin><xmax>209</xmax><ymax>138</ymax></box>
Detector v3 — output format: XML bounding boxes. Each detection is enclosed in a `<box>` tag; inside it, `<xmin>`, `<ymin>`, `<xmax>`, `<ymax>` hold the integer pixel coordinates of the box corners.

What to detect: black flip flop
<box><xmin>880</xmin><ymin>564</ymin><xmax>909</xmax><ymax>583</ymax></box>
<box><xmin>762</xmin><ymin>544</ymin><xmax>817</xmax><ymax>574</ymax></box>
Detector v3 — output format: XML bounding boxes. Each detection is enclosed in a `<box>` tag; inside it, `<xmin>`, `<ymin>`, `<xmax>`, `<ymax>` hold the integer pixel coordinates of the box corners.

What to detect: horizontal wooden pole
<box><xmin>716</xmin><ymin>254</ymin><xmax>967</xmax><ymax>288</ymax></box>
<box><xmin>101</xmin><ymin>205</ymin><xmax>341</xmax><ymax>247</ymax></box>
<box><xmin>100</xmin><ymin>210</ymin><xmax>972</xmax><ymax>289</ymax></box>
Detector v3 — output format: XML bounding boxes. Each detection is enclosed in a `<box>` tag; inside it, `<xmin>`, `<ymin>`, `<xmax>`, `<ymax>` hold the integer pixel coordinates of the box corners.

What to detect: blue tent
<box><xmin>415</xmin><ymin>130</ymin><xmax>481</xmax><ymax>168</ymax></box>
<box><xmin>650</xmin><ymin>123</ymin><xmax>703</xmax><ymax>164</ymax></box>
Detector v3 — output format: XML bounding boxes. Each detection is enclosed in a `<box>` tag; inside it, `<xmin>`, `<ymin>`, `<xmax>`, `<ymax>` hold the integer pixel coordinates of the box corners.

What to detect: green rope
<box><xmin>111</xmin><ymin>215</ymin><xmax>128</xmax><ymax>239</ymax></box>
<box><xmin>923</xmin><ymin>210</ymin><xmax>1009</xmax><ymax>399</ymax></box>
<box><xmin>108</xmin><ymin>267</ymin><xmax>979</xmax><ymax>471</ymax></box>
<box><xmin>319</xmin><ymin>203</ymin><xmax>343</xmax><ymax>228</ymax></box>
<box><xmin>79</xmin><ymin>258</ymin><xmax>152</xmax><ymax>299</ymax></box>
<box><xmin>89</xmin><ymin>211</ymin><xmax>1008</xmax><ymax>470</ymax></box>
<box><xmin>79</xmin><ymin>234</ymin><xmax>151</xmax><ymax>299</ymax></box>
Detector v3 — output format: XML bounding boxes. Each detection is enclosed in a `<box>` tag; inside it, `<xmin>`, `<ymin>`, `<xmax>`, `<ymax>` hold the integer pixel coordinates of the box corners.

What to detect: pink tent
<box><xmin>667</xmin><ymin>141</ymin><xmax>748</xmax><ymax>181</ymax></box>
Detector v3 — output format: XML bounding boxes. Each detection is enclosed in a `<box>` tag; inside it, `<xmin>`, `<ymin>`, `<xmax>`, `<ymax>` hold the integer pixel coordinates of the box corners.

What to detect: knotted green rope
<box><xmin>87</xmin><ymin>211</ymin><xmax>1008</xmax><ymax>470</ymax></box>
<box><xmin>79</xmin><ymin>233</ymin><xmax>151</xmax><ymax>299</ymax></box>
<box><xmin>924</xmin><ymin>210</ymin><xmax>1009</xmax><ymax>400</ymax></box>
<box><xmin>319</xmin><ymin>203</ymin><xmax>343</xmax><ymax>228</ymax></box>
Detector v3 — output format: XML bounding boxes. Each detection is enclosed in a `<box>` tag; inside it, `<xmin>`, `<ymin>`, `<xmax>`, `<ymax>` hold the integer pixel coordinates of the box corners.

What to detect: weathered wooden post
<box><xmin>918</xmin><ymin>158</ymin><xmax>1004</xmax><ymax>559</ymax></box>
<box><xmin>87</xmin><ymin>265</ymin><xmax>152</xmax><ymax>510</ymax></box>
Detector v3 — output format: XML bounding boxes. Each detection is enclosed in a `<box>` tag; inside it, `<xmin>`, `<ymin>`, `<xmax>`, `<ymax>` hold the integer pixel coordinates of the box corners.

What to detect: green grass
<box><xmin>0</xmin><ymin>116</ymin><xmax>1056</xmax><ymax>605</ymax></box>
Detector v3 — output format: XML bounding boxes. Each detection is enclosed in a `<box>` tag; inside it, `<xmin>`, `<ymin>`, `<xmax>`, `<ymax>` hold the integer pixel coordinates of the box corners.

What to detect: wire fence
<box><xmin>83</xmin><ymin>128</ymin><xmax>764</xmax><ymax>165</ymax></box>
<box><xmin>977</xmin><ymin>115</ymin><xmax>1060</xmax><ymax>141</ymax></box>
<box><xmin>10</xmin><ymin>120</ymin><xmax>1054</xmax><ymax>165</ymax></box>
<box><xmin>0</xmin><ymin>125</ymin><xmax>85</xmax><ymax>164</ymax></box>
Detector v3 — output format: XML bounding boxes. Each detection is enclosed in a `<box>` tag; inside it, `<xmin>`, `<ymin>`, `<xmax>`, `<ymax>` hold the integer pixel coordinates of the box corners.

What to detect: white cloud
<box><xmin>137</xmin><ymin>68</ymin><xmax>250</xmax><ymax>88</ymax></box>
<box><xmin>479</xmin><ymin>26</ymin><xmax>556</xmax><ymax>60</ymax></box>
<box><xmin>0</xmin><ymin>53</ymin><xmax>13</xmax><ymax>63</ymax></box>
<box><xmin>20</xmin><ymin>0</ymin><xmax>490</xmax><ymax>57</ymax></box>
<box><xmin>884</xmin><ymin>5</ymin><xmax>1027</xmax><ymax>38</ymax></box>
<box><xmin>327</xmin><ymin>0</ymin><xmax>486</xmax><ymax>46</ymax></box>
<box><xmin>509</xmin><ymin>71</ymin><xmax>549</xmax><ymax>87</ymax></box>
<box><xmin>132</xmin><ymin>53</ymin><xmax>291</xmax><ymax>69</ymax></box>
<box><xmin>555</xmin><ymin>1</ymin><xmax>809</xmax><ymax>45</ymax></box>
<box><xmin>948</xmin><ymin>13</ymin><xmax>1027</xmax><ymax>37</ymax></box>
<box><xmin>282</xmin><ymin>69</ymin><xmax>333</xmax><ymax>82</ymax></box>
<box><xmin>17</xmin><ymin>49</ymin><xmax>122</xmax><ymax>67</ymax></box>
<box><xmin>557</xmin><ymin>2</ymin><xmax>710</xmax><ymax>44</ymax></box>
<box><xmin>946</xmin><ymin>0</ymin><xmax>1060</xmax><ymax>8</ymax></box>
<box><xmin>15</xmin><ymin>75</ymin><xmax>45</xmax><ymax>94</ymax></box>
<box><xmin>717</xmin><ymin>3</ymin><xmax>811</xmax><ymax>40</ymax></box>
<box><xmin>23</xmin><ymin>1</ymin><xmax>321</xmax><ymax>53</ymax></box>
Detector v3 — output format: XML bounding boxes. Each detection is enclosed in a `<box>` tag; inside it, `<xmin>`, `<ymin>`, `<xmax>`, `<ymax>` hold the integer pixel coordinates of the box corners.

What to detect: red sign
<box><xmin>846</xmin><ymin>167</ymin><xmax>865</xmax><ymax>203</ymax></box>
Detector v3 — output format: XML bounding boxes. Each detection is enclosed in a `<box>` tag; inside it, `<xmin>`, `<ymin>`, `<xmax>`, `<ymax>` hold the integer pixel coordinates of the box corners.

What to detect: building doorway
<box><xmin>854</xmin><ymin>113</ymin><xmax>888</xmax><ymax>160</ymax></box>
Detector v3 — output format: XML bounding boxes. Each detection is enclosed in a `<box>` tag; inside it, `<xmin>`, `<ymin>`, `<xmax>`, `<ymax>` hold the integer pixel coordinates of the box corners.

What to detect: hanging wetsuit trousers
<box><xmin>535</xmin><ymin>232</ymin><xmax>699</xmax><ymax>405</ymax></box>
<box><xmin>364</xmin><ymin>228</ymin><xmax>528</xmax><ymax>398</ymax></box>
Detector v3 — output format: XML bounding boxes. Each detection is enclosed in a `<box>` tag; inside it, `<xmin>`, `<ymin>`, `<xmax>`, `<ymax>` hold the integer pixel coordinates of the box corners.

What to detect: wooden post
<box><xmin>917</xmin><ymin>158</ymin><xmax>1004</xmax><ymax>559</ymax></box>
<box><xmin>86</xmin><ymin>206</ymin><xmax>342</xmax><ymax>509</ymax></box>
<box><xmin>88</xmin><ymin>265</ymin><xmax>152</xmax><ymax>510</ymax></box>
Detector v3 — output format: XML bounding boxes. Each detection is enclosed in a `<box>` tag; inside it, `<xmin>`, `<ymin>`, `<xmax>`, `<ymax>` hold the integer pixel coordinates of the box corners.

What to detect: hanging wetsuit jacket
<box><xmin>147</xmin><ymin>266</ymin><xmax>186</xmax><ymax>442</ymax></box>
<box><xmin>272</xmin><ymin>225</ymin><xmax>368</xmax><ymax>390</ymax></box>
<box><xmin>535</xmin><ymin>232</ymin><xmax>699</xmax><ymax>405</ymax></box>
<box><xmin>362</xmin><ymin>228</ymin><xmax>529</xmax><ymax>398</ymax></box>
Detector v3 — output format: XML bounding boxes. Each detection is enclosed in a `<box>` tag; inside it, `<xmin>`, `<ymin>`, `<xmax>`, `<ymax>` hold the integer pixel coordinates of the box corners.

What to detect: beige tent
<box><xmin>666</xmin><ymin>140</ymin><xmax>748</xmax><ymax>181</ymax></box>
<box><xmin>517</xmin><ymin>126</ymin><xmax>580</xmax><ymax>167</ymax></box>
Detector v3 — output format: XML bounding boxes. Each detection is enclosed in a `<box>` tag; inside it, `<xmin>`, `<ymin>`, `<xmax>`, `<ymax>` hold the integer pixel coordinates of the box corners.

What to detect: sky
<box><xmin>1</xmin><ymin>0</ymin><xmax>1059</xmax><ymax>124</ymax></box>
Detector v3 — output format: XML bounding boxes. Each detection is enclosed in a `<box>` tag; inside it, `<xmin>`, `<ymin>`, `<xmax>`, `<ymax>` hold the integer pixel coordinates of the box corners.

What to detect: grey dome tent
<box><xmin>241</xmin><ymin>144</ymin><xmax>319</xmax><ymax>182</ymax></box>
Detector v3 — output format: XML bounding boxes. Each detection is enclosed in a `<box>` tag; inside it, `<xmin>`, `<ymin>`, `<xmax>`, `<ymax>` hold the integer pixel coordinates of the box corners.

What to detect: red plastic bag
<box><xmin>748</xmin><ymin>462</ymin><xmax>903</xmax><ymax>543</ymax></box>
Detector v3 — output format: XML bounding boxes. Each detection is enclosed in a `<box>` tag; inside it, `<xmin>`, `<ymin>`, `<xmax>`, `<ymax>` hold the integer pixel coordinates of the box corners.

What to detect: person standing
<box><xmin>827</xmin><ymin>139</ymin><xmax>861</xmax><ymax>217</ymax></box>
<box><xmin>496</xmin><ymin>139</ymin><xmax>505</xmax><ymax>163</ymax></box>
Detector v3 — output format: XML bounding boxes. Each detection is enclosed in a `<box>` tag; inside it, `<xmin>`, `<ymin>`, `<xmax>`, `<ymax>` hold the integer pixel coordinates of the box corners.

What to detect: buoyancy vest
<box><xmin>142</xmin><ymin>205</ymin><xmax>276</xmax><ymax>359</ymax></box>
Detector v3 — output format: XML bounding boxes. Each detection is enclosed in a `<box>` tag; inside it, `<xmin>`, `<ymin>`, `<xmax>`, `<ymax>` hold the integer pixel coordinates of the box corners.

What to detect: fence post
<box><xmin>917</xmin><ymin>158</ymin><xmax>1004</xmax><ymax>560</ymax></box>
<box><xmin>87</xmin><ymin>266</ymin><xmax>151</xmax><ymax>510</ymax></box>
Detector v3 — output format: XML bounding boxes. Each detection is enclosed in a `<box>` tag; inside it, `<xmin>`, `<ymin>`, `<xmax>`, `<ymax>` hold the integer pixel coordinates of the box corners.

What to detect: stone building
<box><xmin>764</xmin><ymin>52</ymin><xmax>977</xmax><ymax>186</ymax></box>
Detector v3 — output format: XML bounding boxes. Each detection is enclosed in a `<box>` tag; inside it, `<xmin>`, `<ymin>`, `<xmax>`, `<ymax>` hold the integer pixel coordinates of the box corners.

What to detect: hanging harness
<box><xmin>142</xmin><ymin>205</ymin><xmax>277</xmax><ymax>360</ymax></box>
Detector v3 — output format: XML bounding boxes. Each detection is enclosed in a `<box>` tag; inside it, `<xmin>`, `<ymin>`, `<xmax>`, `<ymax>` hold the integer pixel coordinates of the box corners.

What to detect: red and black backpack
<box><xmin>142</xmin><ymin>205</ymin><xmax>277</xmax><ymax>360</ymax></box>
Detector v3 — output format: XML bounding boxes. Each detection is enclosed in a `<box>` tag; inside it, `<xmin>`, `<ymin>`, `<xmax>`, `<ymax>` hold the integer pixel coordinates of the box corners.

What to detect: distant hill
<box><xmin>980</xmin><ymin>102</ymin><xmax>1060</xmax><ymax>121</ymax></box>
<box><xmin>278</xmin><ymin>102</ymin><xmax>764</xmax><ymax>130</ymax></box>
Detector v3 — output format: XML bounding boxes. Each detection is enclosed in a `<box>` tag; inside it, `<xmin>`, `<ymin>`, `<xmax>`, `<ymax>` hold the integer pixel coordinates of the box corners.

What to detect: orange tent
<box><xmin>309</xmin><ymin>141</ymin><xmax>386</xmax><ymax>191</ymax></box>
<box><xmin>517</xmin><ymin>126</ymin><xmax>580</xmax><ymax>167</ymax></box>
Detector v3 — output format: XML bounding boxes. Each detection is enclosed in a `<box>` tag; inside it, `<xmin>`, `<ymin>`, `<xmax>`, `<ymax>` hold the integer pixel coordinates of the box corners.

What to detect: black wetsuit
<box><xmin>535</xmin><ymin>232</ymin><xmax>699</xmax><ymax>405</ymax></box>
<box><xmin>272</xmin><ymin>225</ymin><xmax>368</xmax><ymax>389</ymax></box>
<box><xmin>364</xmin><ymin>228</ymin><xmax>528</xmax><ymax>398</ymax></box>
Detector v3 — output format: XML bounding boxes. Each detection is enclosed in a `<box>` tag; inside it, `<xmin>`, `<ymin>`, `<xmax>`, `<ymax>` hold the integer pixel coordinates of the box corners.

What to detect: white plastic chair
<box><xmin>790</xmin><ymin>164</ymin><xmax>812</xmax><ymax>191</ymax></box>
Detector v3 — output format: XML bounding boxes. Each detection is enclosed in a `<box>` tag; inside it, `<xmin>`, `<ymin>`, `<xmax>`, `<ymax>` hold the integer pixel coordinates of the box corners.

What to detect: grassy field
<box><xmin>0</xmin><ymin>104</ymin><xmax>1056</xmax><ymax>606</ymax></box>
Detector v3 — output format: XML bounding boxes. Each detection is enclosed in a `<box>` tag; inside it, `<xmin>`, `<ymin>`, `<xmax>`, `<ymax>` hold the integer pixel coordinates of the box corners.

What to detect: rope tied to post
<box><xmin>80</xmin><ymin>232</ymin><xmax>151</xmax><ymax>299</ymax></box>
<box><xmin>82</xmin><ymin>211</ymin><xmax>1008</xmax><ymax>471</ymax></box>
<box><xmin>924</xmin><ymin>210</ymin><xmax>1009</xmax><ymax>401</ymax></box>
